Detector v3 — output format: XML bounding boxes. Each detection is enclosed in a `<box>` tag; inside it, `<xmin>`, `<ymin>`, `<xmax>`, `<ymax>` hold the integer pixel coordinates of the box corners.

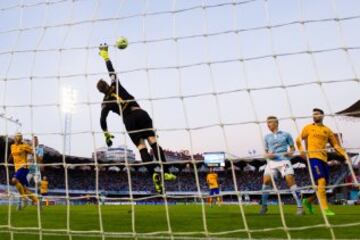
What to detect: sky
<box><xmin>0</xmin><ymin>0</ymin><xmax>360</xmax><ymax>159</ymax></box>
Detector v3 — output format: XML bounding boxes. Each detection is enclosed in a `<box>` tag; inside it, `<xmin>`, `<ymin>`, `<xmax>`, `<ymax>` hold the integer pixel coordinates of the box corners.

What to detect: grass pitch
<box><xmin>0</xmin><ymin>204</ymin><xmax>359</xmax><ymax>239</ymax></box>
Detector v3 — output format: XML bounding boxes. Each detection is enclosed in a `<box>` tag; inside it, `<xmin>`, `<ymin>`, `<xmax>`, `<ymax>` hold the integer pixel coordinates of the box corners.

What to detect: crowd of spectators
<box><xmin>0</xmin><ymin>165</ymin><xmax>351</xmax><ymax>193</ymax></box>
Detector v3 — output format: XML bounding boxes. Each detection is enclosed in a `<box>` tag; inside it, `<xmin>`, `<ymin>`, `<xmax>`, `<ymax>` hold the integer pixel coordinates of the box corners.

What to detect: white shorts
<box><xmin>27</xmin><ymin>164</ymin><xmax>41</xmax><ymax>184</ymax></box>
<box><xmin>264</xmin><ymin>160</ymin><xmax>294</xmax><ymax>178</ymax></box>
<box><xmin>26</xmin><ymin>172</ymin><xmax>41</xmax><ymax>184</ymax></box>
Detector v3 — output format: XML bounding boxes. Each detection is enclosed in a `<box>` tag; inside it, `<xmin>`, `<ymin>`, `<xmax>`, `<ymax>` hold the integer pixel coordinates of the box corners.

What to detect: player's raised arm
<box><xmin>99</xmin><ymin>43</ymin><xmax>117</xmax><ymax>81</ymax></box>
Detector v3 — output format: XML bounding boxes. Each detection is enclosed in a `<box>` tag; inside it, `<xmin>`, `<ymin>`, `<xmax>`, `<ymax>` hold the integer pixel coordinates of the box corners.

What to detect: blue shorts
<box><xmin>14</xmin><ymin>168</ymin><xmax>29</xmax><ymax>186</ymax></box>
<box><xmin>309</xmin><ymin>158</ymin><xmax>329</xmax><ymax>184</ymax></box>
<box><xmin>209</xmin><ymin>188</ymin><xmax>220</xmax><ymax>196</ymax></box>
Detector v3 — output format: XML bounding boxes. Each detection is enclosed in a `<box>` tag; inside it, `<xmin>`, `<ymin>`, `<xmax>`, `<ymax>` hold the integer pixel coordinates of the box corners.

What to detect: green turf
<box><xmin>0</xmin><ymin>204</ymin><xmax>359</xmax><ymax>239</ymax></box>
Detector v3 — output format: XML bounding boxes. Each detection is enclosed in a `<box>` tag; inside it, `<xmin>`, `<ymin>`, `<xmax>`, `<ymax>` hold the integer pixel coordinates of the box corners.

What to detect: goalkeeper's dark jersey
<box><xmin>100</xmin><ymin>60</ymin><xmax>140</xmax><ymax>131</ymax></box>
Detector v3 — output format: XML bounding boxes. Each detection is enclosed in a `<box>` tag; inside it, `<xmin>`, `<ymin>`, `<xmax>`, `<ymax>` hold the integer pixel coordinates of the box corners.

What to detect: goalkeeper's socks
<box><xmin>150</xmin><ymin>143</ymin><xmax>170</xmax><ymax>173</ymax></box>
<box><xmin>150</xmin><ymin>143</ymin><xmax>165</xmax><ymax>160</ymax></box>
<box><xmin>139</xmin><ymin>148</ymin><xmax>155</xmax><ymax>175</ymax></box>
<box><xmin>261</xmin><ymin>184</ymin><xmax>271</xmax><ymax>206</ymax></box>
<box><xmin>290</xmin><ymin>185</ymin><xmax>302</xmax><ymax>208</ymax></box>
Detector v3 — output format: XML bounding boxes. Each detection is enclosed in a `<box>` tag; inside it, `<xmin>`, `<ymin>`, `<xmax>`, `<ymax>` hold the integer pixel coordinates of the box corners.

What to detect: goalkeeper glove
<box><xmin>104</xmin><ymin>131</ymin><xmax>114</xmax><ymax>147</ymax></box>
<box><xmin>99</xmin><ymin>43</ymin><xmax>109</xmax><ymax>61</ymax></box>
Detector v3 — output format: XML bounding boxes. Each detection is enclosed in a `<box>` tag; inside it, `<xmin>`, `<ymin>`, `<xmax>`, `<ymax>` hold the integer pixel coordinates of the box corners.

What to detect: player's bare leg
<box><xmin>216</xmin><ymin>195</ymin><xmax>222</xmax><ymax>207</ymax></box>
<box><xmin>24</xmin><ymin>187</ymin><xmax>39</xmax><ymax>205</ymax></box>
<box><xmin>12</xmin><ymin>178</ymin><xmax>27</xmax><ymax>210</ymax></box>
<box><xmin>208</xmin><ymin>196</ymin><xmax>213</xmax><ymax>207</ymax></box>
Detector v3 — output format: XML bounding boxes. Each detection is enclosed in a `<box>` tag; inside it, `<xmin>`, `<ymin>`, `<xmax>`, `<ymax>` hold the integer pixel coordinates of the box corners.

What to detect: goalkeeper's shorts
<box><xmin>123</xmin><ymin>109</ymin><xmax>155</xmax><ymax>146</ymax></box>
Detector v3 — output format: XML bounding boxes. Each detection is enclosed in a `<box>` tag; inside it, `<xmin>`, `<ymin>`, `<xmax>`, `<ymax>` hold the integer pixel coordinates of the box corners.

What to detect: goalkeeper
<box><xmin>97</xmin><ymin>43</ymin><xmax>176</xmax><ymax>194</ymax></box>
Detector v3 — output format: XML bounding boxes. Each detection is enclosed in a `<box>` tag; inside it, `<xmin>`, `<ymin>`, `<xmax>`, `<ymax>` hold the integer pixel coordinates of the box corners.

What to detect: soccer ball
<box><xmin>116</xmin><ymin>37</ymin><xmax>128</xmax><ymax>49</ymax></box>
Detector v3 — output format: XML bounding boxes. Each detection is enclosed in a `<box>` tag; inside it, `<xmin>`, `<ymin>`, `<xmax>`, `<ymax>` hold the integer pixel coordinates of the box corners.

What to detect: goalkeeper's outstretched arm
<box><xmin>100</xmin><ymin>105</ymin><xmax>110</xmax><ymax>132</ymax></box>
<box><xmin>99</xmin><ymin>104</ymin><xmax>114</xmax><ymax>147</ymax></box>
<box><xmin>105</xmin><ymin>59</ymin><xmax>117</xmax><ymax>81</ymax></box>
<box><xmin>99</xmin><ymin>43</ymin><xmax>117</xmax><ymax>81</ymax></box>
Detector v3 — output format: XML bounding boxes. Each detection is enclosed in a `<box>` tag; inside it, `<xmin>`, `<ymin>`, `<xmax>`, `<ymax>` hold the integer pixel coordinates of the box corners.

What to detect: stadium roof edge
<box><xmin>336</xmin><ymin>99</ymin><xmax>360</xmax><ymax>118</ymax></box>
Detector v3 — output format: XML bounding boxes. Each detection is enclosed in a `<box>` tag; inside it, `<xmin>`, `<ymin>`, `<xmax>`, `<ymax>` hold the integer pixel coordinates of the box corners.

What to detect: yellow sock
<box><xmin>15</xmin><ymin>182</ymin><xmax>26</xmax><ymax>200</ymax></box>
<box><xmin>217</xmin><ymin>197</ymin><xmax>222</xmax><ymax>204</ymax></box>
<box><xmin>317</xmin><ymin>178</ymin><xmax>328</xmax><ymax>210</ymax></box>
<box><xmin>24</xmin><ymin>188</ymin><xmax>38</xmax><ymax>204</ymax></box>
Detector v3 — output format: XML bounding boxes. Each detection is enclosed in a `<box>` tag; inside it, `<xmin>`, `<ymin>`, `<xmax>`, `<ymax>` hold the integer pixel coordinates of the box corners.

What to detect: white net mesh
<box><xmin>0</xmin><ymin>0</ymin><xmax>360</xmax><ymax>239</ymax></box>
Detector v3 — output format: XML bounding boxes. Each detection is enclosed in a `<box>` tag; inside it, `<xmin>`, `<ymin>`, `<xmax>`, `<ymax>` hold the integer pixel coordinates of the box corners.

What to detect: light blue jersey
<box><xmin>28</xmin><ymin>164</ymin><xmax>40</xmax><ymax>173</ymax></box>
<box><xmin>264</xmin><ymin>130</ymin><xmax>294</xmax><ymax>161</ymax></box>
<box><xmin>36</xmin><ymin>146</ymin><xmax>44</xmax><ymax>158</ymax></box>
<box><xmin>28</xmin><ymin>146</ymin><xmax>44</xmax><ymax>174</ymax></box>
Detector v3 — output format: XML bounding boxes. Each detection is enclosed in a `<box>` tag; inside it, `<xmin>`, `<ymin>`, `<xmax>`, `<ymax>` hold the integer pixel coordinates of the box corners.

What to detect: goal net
<box><xmin>0</xmin><ymin>0</ymin><xmax>359</xmax><ymax>239</ymax></box>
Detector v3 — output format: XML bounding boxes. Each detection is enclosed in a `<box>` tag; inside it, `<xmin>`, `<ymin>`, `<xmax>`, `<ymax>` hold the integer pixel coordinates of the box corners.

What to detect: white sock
<box><xmin>290</xmin><ymin>185</ymin><xmax>302</xmax><ymax>208</ymax></box>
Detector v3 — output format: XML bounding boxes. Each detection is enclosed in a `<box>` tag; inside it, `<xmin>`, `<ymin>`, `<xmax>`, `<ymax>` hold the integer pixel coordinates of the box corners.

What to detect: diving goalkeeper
<box><xmin>97</xmin><ymin>43</ymin><xmax>176</xmax><ymax>194</ymax></box>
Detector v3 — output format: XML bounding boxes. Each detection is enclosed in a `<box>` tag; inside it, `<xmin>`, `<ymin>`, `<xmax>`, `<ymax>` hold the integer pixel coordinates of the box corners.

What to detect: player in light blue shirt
<box><xmin>27</xmin><ymin>136</ymin><xmax>44</xmax><ymax>186</ymax></box>
<box><xmin>259</xmin><ymin>116</ymin><xmax>304</xmax><ymax>215</ymax></box>
<box><xmin>264</xmin><ymin>130</ymin><xmax>294</xmax><ymax>161</ymax></box>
